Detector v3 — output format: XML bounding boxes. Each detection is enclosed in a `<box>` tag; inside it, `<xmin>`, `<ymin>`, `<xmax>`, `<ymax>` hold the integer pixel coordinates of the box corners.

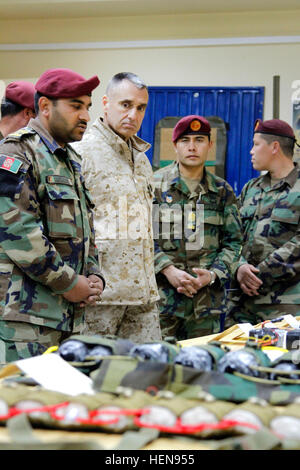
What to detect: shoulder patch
<box><xmin>5</xmin><ymin>127</ymin><xmax>35</xmax><ymax>142</ymax></box>
<box><xmin>0</xmin><ymin>155</ymin><xmax>23</xmax><ymax>173</ymax></box>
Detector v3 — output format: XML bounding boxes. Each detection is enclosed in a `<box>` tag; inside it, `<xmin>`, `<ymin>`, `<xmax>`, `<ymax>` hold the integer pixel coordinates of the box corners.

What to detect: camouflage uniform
<box><xmin>154</xmin><ymin>161</ymin><xmax>243</xmax><ymax>340</ymax></box>
<box><xmin>72</xmin><ymin>118</ymin><xmax>161</xmax><ymax>342</ymax></box>
<box><xmin>0</xmin><ymin>117</ymin><xmax>103</xmax><ymax>362</ymax></box>
<box><xmin>228</xmin><ymin>163</ymin><xmax>300</xmax><ymax>325</ymax></box>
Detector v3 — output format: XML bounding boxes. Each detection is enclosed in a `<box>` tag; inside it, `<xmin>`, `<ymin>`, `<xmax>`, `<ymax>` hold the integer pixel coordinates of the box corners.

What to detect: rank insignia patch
<box><xmin>0</xmin><ymin>155</ymin><xmax>22</xmax><ymax>174</ymax></box>
<box><xmin>46</xmin><ymin>175</ymin><xmax>72</xmax><ymax>185</ymax></box>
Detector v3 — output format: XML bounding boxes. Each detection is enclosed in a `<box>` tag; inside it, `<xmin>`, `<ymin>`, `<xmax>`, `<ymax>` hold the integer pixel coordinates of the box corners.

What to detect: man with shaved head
<box><xmin>72</xmin><ymin>72</ymin><xmax>161</xmax><ymax>342</ymax></box>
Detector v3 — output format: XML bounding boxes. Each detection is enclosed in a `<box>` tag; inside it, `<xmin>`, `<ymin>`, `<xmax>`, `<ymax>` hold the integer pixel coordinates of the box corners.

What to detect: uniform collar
<box><xmin>28</xmin><ymin>116</ymin><xmax>76</xmax><ymax>157</ymax></box>
<box><xmin>92</xmin><ymin>117</ymin><xmax>151</xmax><ymax>153</ymax></box>
<box><xmin>167</xmin><ymin>162</ymin><xmax>219</xmax><ymax>195</ymax></box>
<box><xmin>259</xmin><ymin>162</ymin><xmax>299</xmax><ymax>190</ymax></box>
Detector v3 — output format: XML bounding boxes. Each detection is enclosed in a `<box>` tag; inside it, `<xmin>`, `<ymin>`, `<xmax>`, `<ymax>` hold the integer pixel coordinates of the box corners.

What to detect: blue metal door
<box><xmin>138</xmin><ymin>86</ymin><xmax>264</xmax><ymax>195</ymax></box>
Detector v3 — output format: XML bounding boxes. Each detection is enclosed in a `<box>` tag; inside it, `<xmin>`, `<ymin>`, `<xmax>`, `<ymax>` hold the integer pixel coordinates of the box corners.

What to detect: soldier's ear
<box><xmin>38</xmin><ymin>96</ymin><xmax>51</xmax><ymax>117</ymax></box>
<box><xmin>23</xmin><ymin>107</ymin><xmax>33</xmax><ymax>119</ymax></box>
<box><xmin>208</xmin><ymin>139</ymin><xmax>214</xmax><ymax>151</ymax></box>
<box><xmin>272</xmin><ymin>140</ymin><xmax>280</xmax><ymax>154</ymax></box>
<box><xmin>102</xmin><ymin>95</ymin><xmax>109</xmax><ymax>111</ymax></box>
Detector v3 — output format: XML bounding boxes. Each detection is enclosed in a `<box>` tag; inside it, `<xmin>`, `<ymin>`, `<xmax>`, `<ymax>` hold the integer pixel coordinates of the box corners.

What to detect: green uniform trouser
<box><xmin>0</xmin><ymin>320</ymin><xmax>72</xmax><ymax>364</ymax></box>
<box><xmin>158</xmin><ymin>290</ymin><xmax>223</xmax><ymax>341</ymax></box>
<box><xmin>226</xmin><ymin>299</ymin><xmax>300</xmax><ymax>328</ymax></box>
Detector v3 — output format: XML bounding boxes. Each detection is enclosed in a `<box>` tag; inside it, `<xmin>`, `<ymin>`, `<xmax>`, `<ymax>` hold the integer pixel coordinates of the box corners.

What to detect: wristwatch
<box><xmin>208</xmin><ymin>271</ymin><xmax>216</xmax><ymax>286</ymax></box>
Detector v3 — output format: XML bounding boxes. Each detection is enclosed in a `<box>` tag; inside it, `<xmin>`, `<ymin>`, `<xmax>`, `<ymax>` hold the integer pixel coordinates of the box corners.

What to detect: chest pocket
<box><xmin>159</xmin><ymin>202</ymin><xmax>183</xmax><ymax>243</ymax></box>
<box><xmin>45</xmin><ymin>182</ymin><xmax>79</xmax><ymax>239</ymax></box>
<box><xmin>204</xmin><ymin>208</ymin><xmax>224</xmax><ymax>226</ymax></box>
<box><xmin>199</xmin><ymin>203</ymin><xmax>224</xmax><ymax>249</ymax></box>
<box><xmin>268</xmin><ymin>206</ymin><xmax>300</xmax><ymax>246</ymax></box>
<box><xmin>203</xmin><ymin>200</ymin><xmax>224</xmax><ymax>225</ymax></box>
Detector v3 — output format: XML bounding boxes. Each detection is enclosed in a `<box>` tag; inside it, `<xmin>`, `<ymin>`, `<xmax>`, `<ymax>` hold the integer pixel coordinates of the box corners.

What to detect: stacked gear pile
<box><xmin>247</xmin><ymin>317</ymin><xmax>300</xmax><ymax>352</ymax></box>
<box><xmin>88</xmin><ymin>340</ymin><xmax>300</xmax><ymax>404</ymax></box>
<box><xmin>1</xmin><ymin>331</ymin><xmax>300</xmax><ymax>449</ymax></box>
<box><xmin>0</xmin><ymin>381</ymin><xmax>296</xmax><ymax>444</ymax></box>
<box><xmin>213</xmin><ymin>315</ymin><xmax>300</xmax><ymax>350</ymax></box>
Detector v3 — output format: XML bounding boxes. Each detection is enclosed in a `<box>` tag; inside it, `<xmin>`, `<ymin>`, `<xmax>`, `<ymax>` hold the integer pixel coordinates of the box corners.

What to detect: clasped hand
<box><xmin>62</xmin><ymin>274</ymin><xmax>104</xmax><ymax>306</ymax></box>
<box><xmin>162</xmin><ymin>265</ymin><xmax>213</xmax><ymax>298</ymax></box>
<box><xmin>237</xmin><ymin>263</ymin><xmax>262</xmax><ymax>296</ymax></box>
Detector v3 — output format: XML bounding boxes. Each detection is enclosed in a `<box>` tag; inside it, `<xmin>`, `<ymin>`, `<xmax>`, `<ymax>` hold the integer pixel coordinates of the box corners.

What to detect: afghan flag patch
<box><xmin>0</xmin><ymin>155</ymin><xmax>22</xmax><ymax>174</ymax></box>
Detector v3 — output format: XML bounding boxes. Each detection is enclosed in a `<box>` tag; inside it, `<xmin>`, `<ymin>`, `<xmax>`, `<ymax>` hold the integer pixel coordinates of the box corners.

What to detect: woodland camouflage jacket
<box><xmin>236</xmin><ymin>163</ymin><xmax>300</xmax><ymax>304</ymax></box>
<box><xmin>0</xmin><ymin>117</ymin><xmax>102</xmax><ymax>331</ymax></box>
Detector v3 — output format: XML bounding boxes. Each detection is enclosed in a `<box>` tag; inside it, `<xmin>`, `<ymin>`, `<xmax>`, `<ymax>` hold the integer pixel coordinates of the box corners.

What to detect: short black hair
<box><xmin>261</xmin><ymin>133</ymin><xmax>295</xmax><ymax>158</ymax></box>
<box><xmin>1</xmin><ymin>98</ymin><xmax>24</xmax><ymax>117</ymax></box>
<box><xmin>34</xmin><ymin>91</ymin><xmax>58</xmax><ymax>114</ymax></box>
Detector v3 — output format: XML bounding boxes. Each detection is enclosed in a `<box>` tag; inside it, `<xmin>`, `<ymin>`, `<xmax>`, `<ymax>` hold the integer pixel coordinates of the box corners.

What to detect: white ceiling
<box><xmin>1</xmin><ymin>0</ymin><xmax>300</xmax><ymax>19</ymax></box>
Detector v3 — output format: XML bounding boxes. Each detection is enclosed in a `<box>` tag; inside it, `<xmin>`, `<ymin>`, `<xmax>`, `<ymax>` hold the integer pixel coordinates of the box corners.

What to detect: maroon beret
<box><xmin>5</xmin><ymin>81</ymin><xmax>35</xmax><ymax>110</ymax></box>
<box><xmin>172</xmin><ymin>115</ymin><xmax>211</xmax><ymax>142</ymax></box>
<box><xmin>35</xmin><ymin>68</ymin><xmax>100</xmax><ymax>99</ymax></box>
<box><xmin>254</xmin><ymin>119</ymin><xmax>295</xmax><ymax>141</ymax></box>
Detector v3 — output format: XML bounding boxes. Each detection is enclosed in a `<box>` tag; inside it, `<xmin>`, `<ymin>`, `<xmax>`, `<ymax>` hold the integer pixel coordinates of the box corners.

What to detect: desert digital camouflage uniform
<box><xmin>153</xmin><ymin>161</ymin><xmax>243</xmax><ymax>340</ymax></box>
<box><xmin>228</xmin><ymin>163</ymin><xmax>300</xmax><ymax>324</ymax></box>
<box><xmin>0</xmin><ymin>117</ymin><xmax>102</xmax><ymax>362</ymax></box>
<box><xmin>72</xmin><ymin>118</ymin><xmax>161</xmax><ymax>341</ymax></box>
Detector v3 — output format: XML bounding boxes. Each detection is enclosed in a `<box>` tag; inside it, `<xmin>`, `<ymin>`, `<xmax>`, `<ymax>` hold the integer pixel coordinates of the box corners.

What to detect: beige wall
<box><xmin>0</xmin><ymin>10</ymin><xmax>299</xmax><ymax>127</ymax></box>
<box><xmin>1</xmin><ymin>11</ymin><xmax>300</xmax><ymax>43</ymax></box>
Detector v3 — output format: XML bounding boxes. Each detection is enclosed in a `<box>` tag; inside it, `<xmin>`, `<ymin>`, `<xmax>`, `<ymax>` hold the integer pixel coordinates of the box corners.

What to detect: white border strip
<box><xmin>1</xmin><ymin>36</ymin><xmax>300</xmax><ymax>51</ymax></box>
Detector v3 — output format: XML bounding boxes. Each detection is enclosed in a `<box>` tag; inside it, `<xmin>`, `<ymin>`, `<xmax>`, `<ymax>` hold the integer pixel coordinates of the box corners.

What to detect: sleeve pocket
<box><xmin>45</xmin><ymin>183</ymin><xmax>79</xmax><ymax>238</ymax></box>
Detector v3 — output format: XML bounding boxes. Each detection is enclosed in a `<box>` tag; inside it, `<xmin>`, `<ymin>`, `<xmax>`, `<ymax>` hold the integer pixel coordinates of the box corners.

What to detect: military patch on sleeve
<box><xmin>0</xmin><ymin>155</ymin><xmax>23</xmax><ymax>174</ymax></box>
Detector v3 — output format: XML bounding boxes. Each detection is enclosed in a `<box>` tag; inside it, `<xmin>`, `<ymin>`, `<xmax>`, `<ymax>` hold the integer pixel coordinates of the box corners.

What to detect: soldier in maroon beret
<box><xmin>227</xmin><ymin>117</ymin><xmax>300</xmax><ymax>326</ymax></box>
<box><xmin>35</xmin><ymin>68</ymin><xmax>100</xmax><ymax>100</ymax></box>
<box><xmin>172</xmin><ymin>115</ymin><xmax>211</xmax><ymax>142</ymax></box>
<box><xmin>154</xmin><ymin>115</ymin><xmax>243</xmax><ymax>340</ymax></box>
<box><xmin>34</xmin><ymin>68</ymin><xmax>100</xmax><ymax>146</ymax></box>
<box><xmin>253</xmin><ymin>118</ymin><xmax>296</xmax><ymax>140</ymax></box>
<box><xmin>0</xmin><ymin>81</ymin><xmax>36</xmax><ymax>139</ymax></box>
<box><xmin>0</xmin><ymin>68</ymin><xmax>105</xmax><ymax>362</ymax></box>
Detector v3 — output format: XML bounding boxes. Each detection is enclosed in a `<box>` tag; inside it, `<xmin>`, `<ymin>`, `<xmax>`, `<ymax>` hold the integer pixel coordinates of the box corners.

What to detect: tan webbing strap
<box><xmin>7</xmin><ymin>414</ymin><xmax>40</xmax><ymax>444</ymax></box>
<box><xmin>210</xmin><ymin>427</ymin><xmax>281</xmax><ymax>450</ymax></box>
<box><xmin>115</xmin><ymin>428</ymin><xmax>160</xmax><ymax>450</ymax></box>
<box><xmin>4</xmin><ymin>414</ymin><xmax>104</xmax><ymax>450</ymax></box>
